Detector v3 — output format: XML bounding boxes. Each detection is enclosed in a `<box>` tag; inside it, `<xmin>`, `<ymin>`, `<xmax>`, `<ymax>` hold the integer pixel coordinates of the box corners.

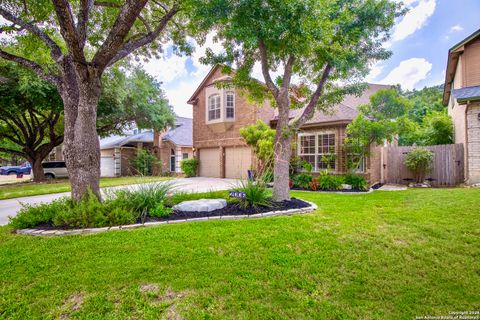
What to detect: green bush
<box><xmin>180</xmin><ymin>158</ymin><xmax>199</xmax><ymax>177</ymax></box>
<box><xmin>130</xmin><ymin>149</ymin><xmax>157</xmax><ymax>175</ymax></box>
<box><xmin>404</xmin><ymin>148</ymin><xmax>434</xmax><ymax>183</ymax></box>
<box><xmin>9</xmin><ymin>197</ymin><xmax>71</xmax><ymax>229</ymax></box>
<box><xmin>107</xmin><ymin>182</ymin><xmax>173</xmax><ymax>216</ymax></box>
<box><xmin>291</xmin><ymin>173</ymin><xmax>313</xmax><ymax>189</ymax></box>
<box><xmin>318</xmin><ymin>175</ymin><xmax>344</xmax><ymax>191</ymax></box>
<box><xmin>232</xmin><ymin>180</ymin><xmax>272</xmax><ymax>208</ymax></box>
<box><xmin>344</xmin><ymin>174</ymin><xmax>369</xmax><ymax>191</ymax></box>
<box><xmin>149</xmin><ymin>203</ymin><xmax>173</xmax><ymax>218</ymax></box>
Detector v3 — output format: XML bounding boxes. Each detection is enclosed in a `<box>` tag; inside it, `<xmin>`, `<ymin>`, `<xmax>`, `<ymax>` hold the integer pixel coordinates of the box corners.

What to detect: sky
<box><xmin>141</xmin><ymin>0</ymin><xmax>480</xmax><ymax>118</ymax></box>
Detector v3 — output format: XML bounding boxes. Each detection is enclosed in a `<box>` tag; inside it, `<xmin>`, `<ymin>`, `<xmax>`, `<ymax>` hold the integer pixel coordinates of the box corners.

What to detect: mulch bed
<box><xmin>31</xmin><ymin>198</ymin><xmax>312</xmax><ymax>230</ymax></box>
<box><xmin>147</xmin><ymin>198</ymin><xmax>311</xmax><ymax>222</ymax></box>
<box><xmin>289</xmin><ymin>187</ymin><xmax>370</xmax><ymax>193</ymax></box>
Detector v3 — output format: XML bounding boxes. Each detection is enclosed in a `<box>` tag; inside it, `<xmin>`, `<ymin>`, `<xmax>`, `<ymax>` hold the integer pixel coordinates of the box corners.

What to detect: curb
<box><xmin>16</xmin><ymin>201</ymin><xmax>318</xmax><ymax>237</ymax></box>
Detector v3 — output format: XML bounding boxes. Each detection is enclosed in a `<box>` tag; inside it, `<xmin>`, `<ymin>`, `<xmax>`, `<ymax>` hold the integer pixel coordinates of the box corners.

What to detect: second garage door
<box><xmin>199</xmin><ymin>148</ymin><xmax>221</xmax><ymax>178</ymax></box>
<box><xmin>225</xmin><ymin>147</ymin><xmax>252</xmax><ymax>179</ymax></box>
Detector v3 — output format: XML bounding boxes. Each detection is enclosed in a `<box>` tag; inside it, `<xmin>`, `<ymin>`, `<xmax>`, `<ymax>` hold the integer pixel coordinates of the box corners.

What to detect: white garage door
<box><xmin>101</xmin><ymin>156</ymin><xmax>115</xmax><ymax>177</ymax></box>
<box><xmin>199</xmin><ymin>148</ymin><xmax>221</xmax><ymax>178</ymax></box>
<box><xmin>225</xmin><ymin>147</ymin><xmax>252</xmax><ymax>179</ymax></box>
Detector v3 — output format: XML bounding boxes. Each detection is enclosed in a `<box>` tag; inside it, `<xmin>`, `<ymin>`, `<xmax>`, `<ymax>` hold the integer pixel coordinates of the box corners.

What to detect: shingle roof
<box><xmin>162</xmin><ymin>116</ymin><xmax>193</xmax><ymax>147</ymax></box>
<box><xmin>275</xmin><ymin>84</ymin><xmax>391</xmax><ymax>125</ymax></box>
<box><xmin>100</xmin><ymin>131</ymin><xmax>154</xmax><ymax>149</ymax></box>
<box><xmin>451</xmin><ymin>85</ymin><xmax>480</xmax><ymax>103</ymax></box>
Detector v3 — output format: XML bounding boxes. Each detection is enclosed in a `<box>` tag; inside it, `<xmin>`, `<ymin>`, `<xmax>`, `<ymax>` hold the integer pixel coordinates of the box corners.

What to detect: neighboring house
<box><xmin>187</xmin><ymin>65</ymin><xmax>388</xmax><ymax>182</ymax></box>
<box><xmin>51</xmin><ymin>116</ymin><xmax>193</xmax><ymax>177</ymax></box>
<box><xmin>99</xmin><ymin>128</ymin><xmax>155</xmax><ymax>177</ymax></box>
<box><xmin>153</xmin><ymin>116</ymin><xmax>193</xmax><ymax>174</ymax></box>
<box><xmin>444</xmin><ymin>28</ymin><xmax>480</xmax><ymax>184</ymax></box>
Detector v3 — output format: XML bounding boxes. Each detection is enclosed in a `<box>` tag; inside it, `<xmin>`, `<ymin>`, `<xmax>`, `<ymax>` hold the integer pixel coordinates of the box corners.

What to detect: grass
<box><xmin>0</xmin><ymin>188</ymin><xmax>479</xmax><ymax>319</ymax></box>
<box><xmin>0</xmin><ymin>176</ymin><xmax>172</xmax><ymax>200</ymax></box>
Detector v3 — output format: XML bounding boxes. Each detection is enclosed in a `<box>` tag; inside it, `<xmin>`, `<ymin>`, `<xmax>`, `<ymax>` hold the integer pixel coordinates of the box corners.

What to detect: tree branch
<box><xmin>0</xmin><ymin>147</ymin><xmax>24</xmax><ymax>157</ymax></box>
<box><xmin>281</xmin><ymin>55</ymin><xmax>295</xmax><ymax>90</ymax></box>
<box><xmin>0</xmin><ymin>8</ymin><xmax>63</xmax><ymax>61</ymax></box>
<box><xmin>0</xmin><ymin>50</ymin><xmax>61</xmax><ymax>86</ymax></box>
<box><xmin>77</xmin><ymin>0</ymin><xmax>95</xmax><ymax>48</ymax></box>
<box><xmin>258</xmin><ymin>39</ymin><xmax>279</xmax><ymax>98</ymax></box>
<box><xmin>294</xmin><ymin>63</ymin><xmax>332</xmax><ymax>129</ymax></box>
<box><xmin>52</xmin><ymin>0</ymin><xmax>86</xmax><ymax>64</ymax></box>
<box><xmin>92</xmin><ymin>0</ymin><xmax>149</xmax><ymax>70</ymax></box>
<box><xmin>107</xmin><ymin>3</ymin><xmax>179</xmax><ymax>67</ymax></box>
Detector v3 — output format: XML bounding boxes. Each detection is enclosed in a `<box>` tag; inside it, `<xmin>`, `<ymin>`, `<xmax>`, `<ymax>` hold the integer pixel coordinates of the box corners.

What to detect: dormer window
<box><xmin>225</xmin><ymin>91</ymin><xmax>235</xmax><ymax>119</ymax></box>
<box><xmin>208</xmin><ymin>94</ymin><xmax>221</xmax><ymax>121</ymax></box>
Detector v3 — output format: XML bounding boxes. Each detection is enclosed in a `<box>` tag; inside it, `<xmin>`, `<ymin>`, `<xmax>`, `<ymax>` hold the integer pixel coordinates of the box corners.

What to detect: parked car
<box><xmin>42</xmin><ymin>161</ymin><xmax>68</xmax><ymax>179</ymax></box>
<box><xmin>0</xmin><ymin>163</ymin><xmax>31</xmax><ymax>175</ymax></box>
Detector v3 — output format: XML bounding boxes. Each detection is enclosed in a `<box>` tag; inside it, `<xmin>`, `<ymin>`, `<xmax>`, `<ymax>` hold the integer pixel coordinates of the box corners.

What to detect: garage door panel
<box><xmin>225</xmin><ymin>147</ymin><xmax>251</xmax><ymax>179</ymax></box>
<box><xmin>101</xmin><ymin>156</ymin><xmax>115</xmax><ymax>177</ymax></box>
<box><xmin>199</xmin><ymin>148</ymin><xmax>220</xmax><ymax>178</ymax></box>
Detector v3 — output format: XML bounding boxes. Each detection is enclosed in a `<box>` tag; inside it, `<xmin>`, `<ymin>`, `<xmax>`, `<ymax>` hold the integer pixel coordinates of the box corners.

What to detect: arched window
<box><xmin>208</xmin><ymin>94</ymin><xmax>221</xmax><ymax>121</ymax></box>
<box><xmin>225</xmin><ymin>91</ymin><xmax>235</xmax><ymax>119</ymax></box>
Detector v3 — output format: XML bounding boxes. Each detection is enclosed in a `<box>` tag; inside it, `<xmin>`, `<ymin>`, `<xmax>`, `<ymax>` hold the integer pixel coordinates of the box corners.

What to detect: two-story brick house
<box><xmin>188</xmin><ymin>65</ymin><xmax>387</xmax><ymax>181</ymax></box>
<box><xmin>444</xmin><ymin>28</ymin><xmax>480</xmax><ymax>184</ymax></box>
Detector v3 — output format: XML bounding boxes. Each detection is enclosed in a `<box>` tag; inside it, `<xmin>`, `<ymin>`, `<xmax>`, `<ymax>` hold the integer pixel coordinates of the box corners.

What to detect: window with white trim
<box><xmin>298</xmin><ymin>132</ymin><xmax>336</xmax><ymax>172</ymax></box>
<box><xmin>299</xmin><ymin>135</ymin><xmax>316</xmax><ymax>170</ymax></box>
<box><xmin>208</xmin><ymin>94</ymin><xmax>221</xmax><ymax>121</ymax></box>
<box><xmin>317</xmin><ymin>133</ymin><xmax>336</xmax><ymax>170</ymax></box>
<box><xmin>225</xmin><ymin>91</ymin><xmax>235</xmax><ymax>119</ymax></box>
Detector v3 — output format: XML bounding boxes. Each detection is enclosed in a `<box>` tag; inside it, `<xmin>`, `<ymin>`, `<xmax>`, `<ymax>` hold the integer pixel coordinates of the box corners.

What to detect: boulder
<box><xmin>172</xmin><ymin>199</ymin><xmax>227</xmax><ymax>212</ymax></box>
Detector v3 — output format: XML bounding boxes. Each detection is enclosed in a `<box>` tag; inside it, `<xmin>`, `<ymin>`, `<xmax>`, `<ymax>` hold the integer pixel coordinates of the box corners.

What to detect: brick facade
<box><xmin>466</xmin><ymin>103</ymin><xmax>480</xmax><ymax>183</ymax></box>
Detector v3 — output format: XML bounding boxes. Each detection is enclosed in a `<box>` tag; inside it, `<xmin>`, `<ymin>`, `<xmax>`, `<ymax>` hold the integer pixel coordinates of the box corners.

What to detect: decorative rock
<box><xmin>342</xmin><ymin>184</ymin><xmax>352</xmax><ymax>190</ymax></box>
<box><xmin>172</xmin><ymin>199</ymin><xmax>227</xmax><ymax>212</ymax></box>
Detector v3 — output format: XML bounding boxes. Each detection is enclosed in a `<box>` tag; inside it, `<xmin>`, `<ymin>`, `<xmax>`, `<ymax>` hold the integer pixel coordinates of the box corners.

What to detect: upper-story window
<box><xmin>225</xmin><ymin>91</ymin><xmax>235</xmax><ymax>119</ymax></box>
<box><xmin>208</xmin><ymin>94</ymin><xmax>221</xmax><ymax>121</ymax></box>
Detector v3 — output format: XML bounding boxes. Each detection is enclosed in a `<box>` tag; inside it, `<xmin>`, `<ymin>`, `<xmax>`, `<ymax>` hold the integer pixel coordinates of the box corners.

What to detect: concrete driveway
<box><xmin>0</xmin><ymin>177</ymin><xmax>240</xmax><ymax>225</ymax></box>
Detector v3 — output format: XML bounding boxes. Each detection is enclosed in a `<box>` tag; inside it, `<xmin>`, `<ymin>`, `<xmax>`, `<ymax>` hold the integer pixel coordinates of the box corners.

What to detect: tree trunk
<box><xmin>272</xmin><ymin>94</ymin><xmax>293</xmax><ymax>202</ymax></box>
<box><xmin>30</xmin><ymin>158</ymin><xmax>45</xmax><ymax>182</ymax></box>
<box><xmin>61</xmin><ymin>65</ymin><xmax>102</xmax><ymax>202</ymax></box>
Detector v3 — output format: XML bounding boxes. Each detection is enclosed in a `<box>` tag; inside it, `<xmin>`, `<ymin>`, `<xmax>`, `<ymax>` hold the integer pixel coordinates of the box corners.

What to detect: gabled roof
<box><xmin>272</xmin><ymin>84</ymin><xmax>391</xmax><ymax>126</ymax></box>
<box><xmin>187</xmin><ymin>64</ymin><xmax>223</xmax><ymax>104</ymax></box>
<box><xmin>443</xmin><ymin>28</ymin><xmax>480</xmax><ymax>105</ymax></box>
<box><xmin>100</xmin><ymin>131</ymin><xmax>154</xmax><ymax>149</ymax></box>
<box><xmin>162</xmin><ymin>116</ymin><xmax>193</xmax><ymax>147</ymax></box>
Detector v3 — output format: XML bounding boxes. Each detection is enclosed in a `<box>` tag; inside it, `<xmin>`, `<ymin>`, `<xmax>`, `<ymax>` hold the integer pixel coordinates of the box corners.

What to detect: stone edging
<box><xmin>16</xmin><ymin>201</ymin><xmax>318</xmax><ymax>237</ymax></box>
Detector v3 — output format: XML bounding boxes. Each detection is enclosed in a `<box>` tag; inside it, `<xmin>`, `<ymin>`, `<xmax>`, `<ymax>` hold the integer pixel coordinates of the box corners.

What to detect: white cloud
<box><xmin>390</xmin><ymin>0</ymin><xmax>436</xmax><ymax>44</ymax></box>
<box><xmin>190</xmin><ymin>33</ymin><xmax>224</xmax><ymax>77</ymax></box>
<box><xmin>378</xmin><ymin>58</ymin><xmax>432</xmax><ymax>90</ymax></box>
<box><xmin>142</xmin><ymin>53</ymin><xmax>188</xmax><ymax>83</ymax></box>
<box><xmin>449</xmin><ymin>24</ymin><xmax>463</xmax><ymax>33</ymax></box>
<box><xmin>365</xmin><ymin>62</ymin><xmax>385</xmax><ymax>82</ymax></box>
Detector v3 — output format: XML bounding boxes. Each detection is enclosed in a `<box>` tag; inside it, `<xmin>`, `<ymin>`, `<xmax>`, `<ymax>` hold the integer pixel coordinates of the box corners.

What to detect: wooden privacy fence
<box><xmin>380</xmin><ymin>144</ymin><xmax>464</xmax><ymax>186</ymax></box>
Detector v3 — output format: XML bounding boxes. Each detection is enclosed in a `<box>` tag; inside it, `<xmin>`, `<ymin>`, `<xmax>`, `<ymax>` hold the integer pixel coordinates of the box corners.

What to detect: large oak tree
<box><xmin>0</xmin><ymin>0</ymin><xmax>188</xmax><ymax>200</ymax></box>
<box><xmin>200</xmin><ymin>0</ymin><xmax>404</xmax><ymax>201</ymax></box>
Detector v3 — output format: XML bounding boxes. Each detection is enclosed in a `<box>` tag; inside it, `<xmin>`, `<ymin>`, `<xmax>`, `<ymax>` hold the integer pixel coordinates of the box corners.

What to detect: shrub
<box><xmin>107</xmin><ymin>182</ymin><xmax>173</xmax><ymax>216</ymax></box>
<box><xmin>291</xmin><ymin>173</ymin><xmax>313</xmax><ymax>189</ymax></box>
<box><xmin>149</xmin><ymin>203</ymin><xmax>173</xmax><ymax>218</ymax></box>
<box><xmin>131</xmin><ymin>149</ymin><xmax>157</xmax><ymax>176</ymax></box>
<box><xmin>180</xmin><ymin>158</ymin><xmax>199</xmax><ymax>177</ymax></box>
<box><xmin>309</xmin><ymin>178</ymin><xmax>319</xmax><ymax>191</ymax></box>
<box><xmin>232</xmin><ymin>180</ymin><xmax>272</xmax><ymax>208</ymax></box>
<box><xmin>9</xmin><ymin>197</ymin><xmax>71</xmax><ymax>229</ymax></box>
<box><xmin>344</xmin><ymin>174</ymin><xmax>368</xmax><ymax>191</ymax></box>
<box><xmin>404</xmin><ymin>148</ymin><xmax>434</xmax><ymax>183</ymax></box>
<box><xmin>318</xmin><ymin>175</ymin><xmax>344</xmax><ymax>191</ymax></box>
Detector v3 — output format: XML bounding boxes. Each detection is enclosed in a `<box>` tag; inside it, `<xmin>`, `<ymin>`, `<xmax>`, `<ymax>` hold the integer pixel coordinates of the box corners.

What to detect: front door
<box><xmin>170</xmin><ymin>149</ymin><xmax>176</xmax><ymax>172</ymax></box>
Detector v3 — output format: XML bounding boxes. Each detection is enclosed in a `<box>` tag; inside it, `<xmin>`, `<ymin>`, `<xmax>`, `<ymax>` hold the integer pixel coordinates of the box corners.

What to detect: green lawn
<box><xmin>0</xmin><ymin>176</ymin><xmax>172</xmax><ymax>200</ymax></box>
<box><xmin>0</xmin><ymin>188</ymin><xmax>479</xmax><ymax>319</ymax></box>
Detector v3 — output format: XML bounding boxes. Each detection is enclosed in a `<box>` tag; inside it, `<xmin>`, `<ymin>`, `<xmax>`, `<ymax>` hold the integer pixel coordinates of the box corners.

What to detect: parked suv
<box><xmin>42</xmin><ymin>161</ymin><xmax>68</xmax><ymax>179</ymax></box>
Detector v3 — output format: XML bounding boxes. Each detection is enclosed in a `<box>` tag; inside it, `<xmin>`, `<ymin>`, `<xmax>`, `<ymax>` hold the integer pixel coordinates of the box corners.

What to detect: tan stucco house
<box><xmin>188</xmin><ymin>65</ymin><xmax>388</xmax><ymax>182</ymax></box>
<box><xmin>444</xmin><ymin>28</ymin><xmax>480</xmax><ymax>184</ymax></box>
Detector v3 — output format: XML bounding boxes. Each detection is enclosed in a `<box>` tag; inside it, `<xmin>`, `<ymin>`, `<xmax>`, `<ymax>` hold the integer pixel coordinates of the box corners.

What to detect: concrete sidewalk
<box><xmin>0</xmin><ymin>177</ymin><xmax>239</xmax><ymax>225</ymax></box>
